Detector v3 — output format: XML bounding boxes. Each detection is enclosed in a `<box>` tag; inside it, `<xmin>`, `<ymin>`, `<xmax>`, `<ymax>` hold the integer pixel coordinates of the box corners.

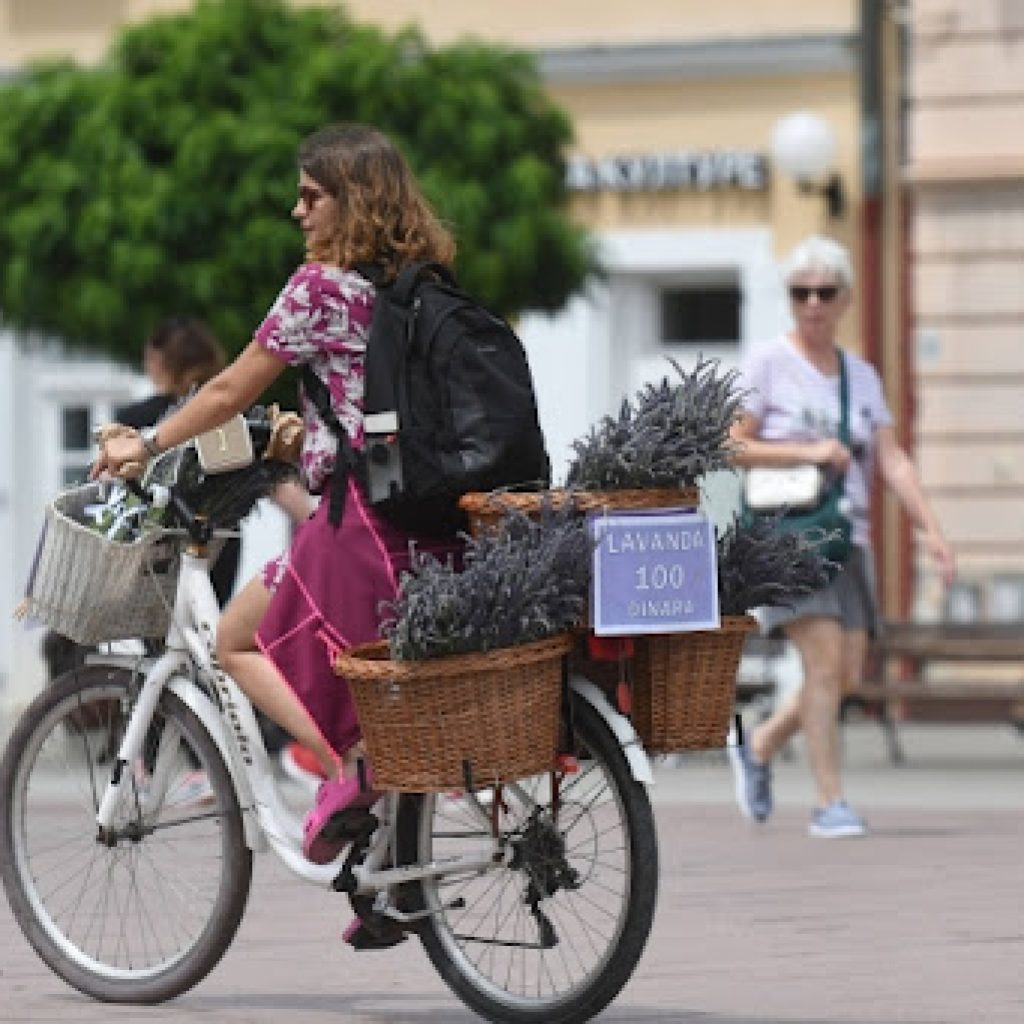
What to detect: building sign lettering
<box><xmin>567</xmin><ymin>150</ymin><xmax>768</xmax><ymax>193</ymax></box>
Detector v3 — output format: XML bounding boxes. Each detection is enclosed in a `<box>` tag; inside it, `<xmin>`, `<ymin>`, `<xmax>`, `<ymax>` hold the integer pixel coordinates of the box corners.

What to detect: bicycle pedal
<box><xmin>344</xmin><ymin>921</ymin><xmax>408</xmax><ymax>952</ymax></box>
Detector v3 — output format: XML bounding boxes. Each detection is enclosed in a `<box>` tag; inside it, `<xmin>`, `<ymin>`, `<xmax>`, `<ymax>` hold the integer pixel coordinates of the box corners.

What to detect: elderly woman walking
<box><xmin>728</xmin><ymin>235</ymin><xmax>955</xmax><ymax>838</ymax></box>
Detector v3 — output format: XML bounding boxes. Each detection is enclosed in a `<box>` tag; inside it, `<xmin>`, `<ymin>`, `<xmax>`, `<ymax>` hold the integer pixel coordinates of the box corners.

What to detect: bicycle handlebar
<box><xmin>124</xmin><ymin>477</ymin><xmax>213</xmax><ymax>544</ymax></box>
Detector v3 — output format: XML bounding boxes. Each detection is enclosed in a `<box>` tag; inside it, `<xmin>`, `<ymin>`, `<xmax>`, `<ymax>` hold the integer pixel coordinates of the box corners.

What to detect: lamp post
<box><xmin>770</xmin><ymin>111</ymin><xmax>846</xmax><ymax>218</ymax></box>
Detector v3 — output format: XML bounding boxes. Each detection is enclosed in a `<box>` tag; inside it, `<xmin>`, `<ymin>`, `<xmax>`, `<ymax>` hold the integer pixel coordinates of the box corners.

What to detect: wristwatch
<box><xmin>139</xmin><ymin>426</ymin><xmax>162</xmax><ymax>459</ymax></box>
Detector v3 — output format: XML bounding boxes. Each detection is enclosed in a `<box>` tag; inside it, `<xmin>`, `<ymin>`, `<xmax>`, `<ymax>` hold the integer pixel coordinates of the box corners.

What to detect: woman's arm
<box><xmin>875</xmin><ymin>424</ymin><xmax>955</xmax><ymax>586</ymax></box>
<box><xmin>729</xmin><ymin>414</ymin><xmax>852</xmax><ymax>472</ymax></box>
<box><xmin>92</xmin><ymin>341</ymin><xmax>287</xmax><ymax>477</ymax></box>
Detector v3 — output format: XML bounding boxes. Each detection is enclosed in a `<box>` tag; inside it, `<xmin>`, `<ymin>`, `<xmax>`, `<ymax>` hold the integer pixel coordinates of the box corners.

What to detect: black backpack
<box><xmin>302</xmin><ymin>262</ymin><xmax>550</xmax><ymax>535</ymax></box>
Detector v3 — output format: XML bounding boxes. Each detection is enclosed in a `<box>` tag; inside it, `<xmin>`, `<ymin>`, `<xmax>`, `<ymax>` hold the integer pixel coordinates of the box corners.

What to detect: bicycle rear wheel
<box><xmin>0</xmin><ymin>664</ymin><xmax>252</xmax><ymax>1002</ymax></box>
<box><xmin>397</xmin><ymin>694</ymin><xmax>657</xmax><ymax>1023</ymax></box>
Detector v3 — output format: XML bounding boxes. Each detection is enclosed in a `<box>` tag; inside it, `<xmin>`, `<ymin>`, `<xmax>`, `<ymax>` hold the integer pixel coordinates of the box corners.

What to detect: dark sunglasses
<box><xmin>297</xmin><ymin>185</ymin><xmax>331</xmax><ymax>209</ymax></box>
<box><xmin>789</xmin><ymin>284</ymin><xmax>840</xmax><ymax>303</ymax></box>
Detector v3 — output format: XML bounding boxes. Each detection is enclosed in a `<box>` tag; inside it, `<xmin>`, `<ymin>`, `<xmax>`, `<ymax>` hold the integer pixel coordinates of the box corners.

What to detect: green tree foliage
<box><xmin>0</xmin><ymin>0</ymin><xmax>592</xmax><ymax>368</ymax></box>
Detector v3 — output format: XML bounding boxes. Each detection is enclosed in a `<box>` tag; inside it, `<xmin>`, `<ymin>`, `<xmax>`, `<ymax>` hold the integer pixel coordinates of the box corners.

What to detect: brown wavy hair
<box><xmin>299</xmin><ymin>123</ymin><xmax>455</xmax><ymax>278</ymax></box>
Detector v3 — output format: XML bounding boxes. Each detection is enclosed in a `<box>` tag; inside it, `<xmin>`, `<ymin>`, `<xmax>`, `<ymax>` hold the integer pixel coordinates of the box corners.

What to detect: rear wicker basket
<box><xmin>459</xmin><ymin>487</ymin><xmax>700</xmax><ymax>538</ymax></box>
<box><xmin>631</xmin><ymin>615</ymin><xmax>756</xmax><ymax>753</ymax></box>
<box><xmin>22</xmin><ymin>483</ymin><xmax>181</xmax><ymax>646</ymax></box>
<box><xmin>334</xmin><ymin>633</ymin><xmax>573</xmax><ymax>792</ymax></box>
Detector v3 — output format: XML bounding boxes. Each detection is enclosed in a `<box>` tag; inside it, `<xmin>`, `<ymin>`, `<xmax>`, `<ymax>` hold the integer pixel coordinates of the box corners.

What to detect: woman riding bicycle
<box><xmin>92</xmin><ymin>122</ymin><xmax>461</xmax><ymax>869</ymax></box>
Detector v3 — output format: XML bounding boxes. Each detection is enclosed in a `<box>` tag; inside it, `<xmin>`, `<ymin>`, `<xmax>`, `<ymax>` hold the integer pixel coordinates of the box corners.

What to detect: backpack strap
<box><xmin>300</xmin><ymin>364</ymin><xmax>359</xmax><ymax>526</ymax></box>
<box><xmin>354</xmin><ymin>261</ymin><xmax>456</xmax><ymax>301</ymax></box>
<box><xmin>389</xmin><ymin>262</ymin><xmax>456</xmax><ymax>305</ymax></box>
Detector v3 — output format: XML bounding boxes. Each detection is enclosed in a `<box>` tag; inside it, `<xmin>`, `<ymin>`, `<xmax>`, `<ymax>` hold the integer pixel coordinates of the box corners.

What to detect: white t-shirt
<box><xmin>738</xmin><ymin>336</ymin><xmax>893</xmax><ymax>546</ymax></box>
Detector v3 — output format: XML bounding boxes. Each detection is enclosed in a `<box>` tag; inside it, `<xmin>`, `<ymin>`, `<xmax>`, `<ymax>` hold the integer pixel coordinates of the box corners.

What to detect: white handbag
<box><xmin>742</xmin><ymin>465</ymin><xmax>825</xmax><ymax>512</ymax></box>
<box><xmin>194</xmin><ymin>414</ymin><xmax>255</xmax><ymax>474</ymax></box>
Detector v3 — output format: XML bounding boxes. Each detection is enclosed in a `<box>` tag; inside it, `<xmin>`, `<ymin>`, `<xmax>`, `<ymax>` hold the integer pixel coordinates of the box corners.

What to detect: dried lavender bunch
<box><xmin>384</xmin><ymin>500</ymin><xmax>592</xmax><ymax>661</ymax></box>
<box><xmin>716</xmin><ymin>513</ymin><xmax>834</xmax><ymax>616</ymax></box>
<box><xmin>566</xmin><ymin>356</ymin><xmax>745</xmax><ymax>490</ymax></box>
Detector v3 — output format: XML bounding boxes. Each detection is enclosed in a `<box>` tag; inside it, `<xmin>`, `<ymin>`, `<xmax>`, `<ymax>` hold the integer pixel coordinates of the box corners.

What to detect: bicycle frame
<box><xmin>92</xmin><ymin>543</ymin><xmax>511</xmax><ymax>904</ymax></box>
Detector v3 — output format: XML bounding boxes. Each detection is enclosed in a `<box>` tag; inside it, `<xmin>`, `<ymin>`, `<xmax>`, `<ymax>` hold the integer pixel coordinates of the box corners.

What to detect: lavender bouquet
<box><xmin>565</xmin><ymin>356</ymin><xmax>745</xmax><ymax>490</ymax></box>
<box><xmin>716</xmin><ymin>513</ymin><xmax>834</xmax><ymax>616</ymax></box>
<box><xmin>384</xmin><ymin>501</ymin><xmax>591</xmax><ymax>662</ymax></box>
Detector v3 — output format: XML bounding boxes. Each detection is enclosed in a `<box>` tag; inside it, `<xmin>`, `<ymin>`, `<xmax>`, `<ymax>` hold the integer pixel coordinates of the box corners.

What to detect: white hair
<box><xmin>781</xmin><ymin>235</ymin><xmax>854</xmax><ymax>290</ymax></box>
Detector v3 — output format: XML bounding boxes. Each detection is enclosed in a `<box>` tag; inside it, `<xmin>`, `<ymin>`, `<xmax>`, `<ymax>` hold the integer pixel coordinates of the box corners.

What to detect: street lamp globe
<box><xmin>770</xmin><ymin>111</ymin><xmax>836</xmax><ymax>182</ymax></box>
<box><xmin>770</xmin><ymin>111</ymin><xmax>845</xmax><ymax>218</ymax></box>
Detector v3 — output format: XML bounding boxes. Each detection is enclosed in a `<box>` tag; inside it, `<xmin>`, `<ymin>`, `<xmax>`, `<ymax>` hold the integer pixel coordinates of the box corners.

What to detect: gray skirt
<box><xmin>757</xmin><ymin>545</ymin><xmax>880</xmax><ymax>637</ymax></box>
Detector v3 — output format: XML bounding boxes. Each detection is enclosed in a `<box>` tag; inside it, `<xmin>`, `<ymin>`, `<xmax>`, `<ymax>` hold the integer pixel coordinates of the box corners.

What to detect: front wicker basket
<box><xmin>22</xmin><ymin>483</ymin><xmax>181</xmax><ymax>645</ymax></box>
<box><xmin>631</xmin><ymin>615</ymin><xmax>757</xmax><ymax>753</ymax></box>
<box><xmin>459</xmin><ymin>487</ymin><xmax>700</xmax><ymax>538</ymax></box>
<box><xmin>334</xmin><ymin>633</ymin><xmax>573</xmax><ymax>792</ymax></box>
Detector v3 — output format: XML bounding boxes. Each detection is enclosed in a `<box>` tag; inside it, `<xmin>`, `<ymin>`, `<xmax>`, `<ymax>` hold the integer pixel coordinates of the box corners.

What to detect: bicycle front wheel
<box><xmin>0</xmin><ymin>664</ymin><xmax>252</xmax><ymax>1003</ymax></box>
<box><xmin>397</xmin><ymin>694</ymin><xmax>658</xmax><ymax>1024</ymax></box>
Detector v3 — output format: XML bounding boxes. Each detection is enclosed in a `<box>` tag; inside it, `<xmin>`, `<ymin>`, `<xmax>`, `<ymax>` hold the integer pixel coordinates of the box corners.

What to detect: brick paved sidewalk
<box><xmin>1</xmin><ymin>724</ymin><xmax>1021</xmax><ymax>1023</ymax></box>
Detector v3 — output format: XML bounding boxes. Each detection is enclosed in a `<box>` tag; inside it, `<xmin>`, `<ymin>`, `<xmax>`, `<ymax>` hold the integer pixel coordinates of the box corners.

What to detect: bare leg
<box><xmin>216</xmin><ymin>576</ymin><xmax>341</xmax><ymax>780</ymax></box>
<box><xmin>783</xmin><ymin>616</ymin><xmax>845</xmax><ymax>806</ymax></box>
<box><xmin>841</xmin><ymin>629</ymin><xmax>869</xmax><ymax>697</ymax></box>
<box><xmin>753</xmin><ymin>625</ymin><xmax>870</xmax><ymax>760</ymax></box>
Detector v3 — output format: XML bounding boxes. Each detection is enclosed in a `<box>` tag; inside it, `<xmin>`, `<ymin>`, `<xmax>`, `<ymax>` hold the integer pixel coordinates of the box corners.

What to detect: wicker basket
<box><xmin>459</xmin><ymin>487</ymin><xmax>700</xmax><ymax>538</ymax></box>
<box><xmin>334</xmin><ymin>633</ymin><xmax>573</xmax><ymax>792</ymax></box>
<box><xmin>22</xmin><ymin>483</ymin><xmax>181</xmax><ymax>646</ymax></box>
<box><xmin>631</xmin><ymin>615</ymin><xmax>757</xmax><ymax>753</ymax></box>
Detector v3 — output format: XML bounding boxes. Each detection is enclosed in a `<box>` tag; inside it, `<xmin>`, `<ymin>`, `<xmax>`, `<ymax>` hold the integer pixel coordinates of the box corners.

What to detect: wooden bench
<box><xmin>845</xmin><ymin>621</ymin><xmax>1024</xmax><ymax>764</ymax></box>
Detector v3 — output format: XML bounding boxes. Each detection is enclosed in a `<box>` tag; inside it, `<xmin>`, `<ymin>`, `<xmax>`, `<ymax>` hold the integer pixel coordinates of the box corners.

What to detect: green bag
<box><xmin>741</xmin><ymin>349</ymin><xmax>853</xmax><ymax>568</ymax></box>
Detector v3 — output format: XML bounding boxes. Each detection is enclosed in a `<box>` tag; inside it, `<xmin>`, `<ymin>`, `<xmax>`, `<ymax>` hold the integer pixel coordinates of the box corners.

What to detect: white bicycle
<box><xmin>0</xmin><ymin>458</ymin><xmax>659</xmax><ymax>1023</ymax></box>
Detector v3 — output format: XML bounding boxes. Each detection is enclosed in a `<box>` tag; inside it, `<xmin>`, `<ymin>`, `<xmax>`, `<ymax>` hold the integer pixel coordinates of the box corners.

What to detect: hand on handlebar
<box><xmin>89</xmin><ymin>424</ymin><xmax>148</xmax><ymax>481</ymax></box>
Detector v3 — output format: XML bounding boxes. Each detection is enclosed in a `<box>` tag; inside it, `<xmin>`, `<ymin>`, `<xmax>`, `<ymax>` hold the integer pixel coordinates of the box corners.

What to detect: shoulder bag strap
<box><xmin>836</xmin><ymin>348</ymin><xmax>850</xmax><ymax>447</ymax></box>
<box><xmin>829</xmin><ymin>348</ymin><xmax>851</xmax><ymax>497</ymax></box>
<box><xmin>300</xmin><ymin>364</ymin><xmax>357</xmax><ymax>526</ymax></box>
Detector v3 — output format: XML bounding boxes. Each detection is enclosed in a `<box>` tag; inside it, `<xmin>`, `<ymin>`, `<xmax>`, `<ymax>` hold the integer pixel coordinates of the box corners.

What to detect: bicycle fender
<box><xmin>569</xmin><ymin>676</ymin><xmax>654</xmax><ymax>785</ymax></box>
<box><xmin>166</xmin><ymin>676</ymin><xmax>265</xmax><ymax>852</ymax></box>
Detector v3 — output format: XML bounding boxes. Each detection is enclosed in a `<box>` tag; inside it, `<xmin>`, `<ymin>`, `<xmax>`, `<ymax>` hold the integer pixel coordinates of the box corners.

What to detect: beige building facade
<box><xmin>908</xmin><ymin>0</ymin><xmax>1024</xmax><ymax>620</ymax></box>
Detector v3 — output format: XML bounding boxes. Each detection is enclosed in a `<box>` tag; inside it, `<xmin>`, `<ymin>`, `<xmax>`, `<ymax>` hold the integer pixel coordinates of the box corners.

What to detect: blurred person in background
<box><xmin>727</xmin><ymin>235</ymin><xmax>955</xmax><ymax>839</ymax></box>
<box><xmin>117</xmin><ymin>316</ymin><xmax>239</xmax><ymax>602</ymax></box>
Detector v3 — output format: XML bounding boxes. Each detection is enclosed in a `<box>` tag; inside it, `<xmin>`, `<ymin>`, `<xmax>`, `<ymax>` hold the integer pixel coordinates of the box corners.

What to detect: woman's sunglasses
<box><xmin>789</xmin><ymin>285</ymin><xmax>840</xmax><ymax>303</ymax></box>
<box><xmin>297</xmin><ymin>185</ymin><xmax>331</xmax><ymax>209</ymax></box>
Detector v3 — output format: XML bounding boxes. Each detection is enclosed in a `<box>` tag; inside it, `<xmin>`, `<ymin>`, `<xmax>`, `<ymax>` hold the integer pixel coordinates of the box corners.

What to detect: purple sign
<box><xmin>590</xmin><ymin>510</ymin><xmax>719</xmax><ymax>636</ymax></box>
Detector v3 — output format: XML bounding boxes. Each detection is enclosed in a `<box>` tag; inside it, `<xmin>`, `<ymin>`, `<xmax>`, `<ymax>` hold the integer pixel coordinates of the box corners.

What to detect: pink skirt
<box><xmin>256</xmin><ymin>477</ymin><xmax>461</xmax><ymax>755</ymax></box>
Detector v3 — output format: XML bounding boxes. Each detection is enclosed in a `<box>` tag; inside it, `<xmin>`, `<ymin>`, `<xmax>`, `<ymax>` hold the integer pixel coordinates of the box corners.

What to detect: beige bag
<box><xmin>195</xmin><ymin>415</ymin><xmax>254</xmax><ymax>474</ymax></box>
<box><xmin>742</xmin><ymin>465</ymin><xmax>824</xmax><ymax>512</ymax></box>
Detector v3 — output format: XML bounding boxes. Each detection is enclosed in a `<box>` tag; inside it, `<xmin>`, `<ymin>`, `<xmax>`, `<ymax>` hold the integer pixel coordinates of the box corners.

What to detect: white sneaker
<box><xmin>808</xmin><ymin>800</ymin><xmax>867</xmax><ymax>838</ymax></box>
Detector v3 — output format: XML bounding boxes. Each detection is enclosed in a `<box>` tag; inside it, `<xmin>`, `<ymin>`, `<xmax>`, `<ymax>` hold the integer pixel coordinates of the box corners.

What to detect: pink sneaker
<box><xmin>302</xmin><ymin>774</ymin><xmax>380</xmax><ymax>864</ymax></box>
